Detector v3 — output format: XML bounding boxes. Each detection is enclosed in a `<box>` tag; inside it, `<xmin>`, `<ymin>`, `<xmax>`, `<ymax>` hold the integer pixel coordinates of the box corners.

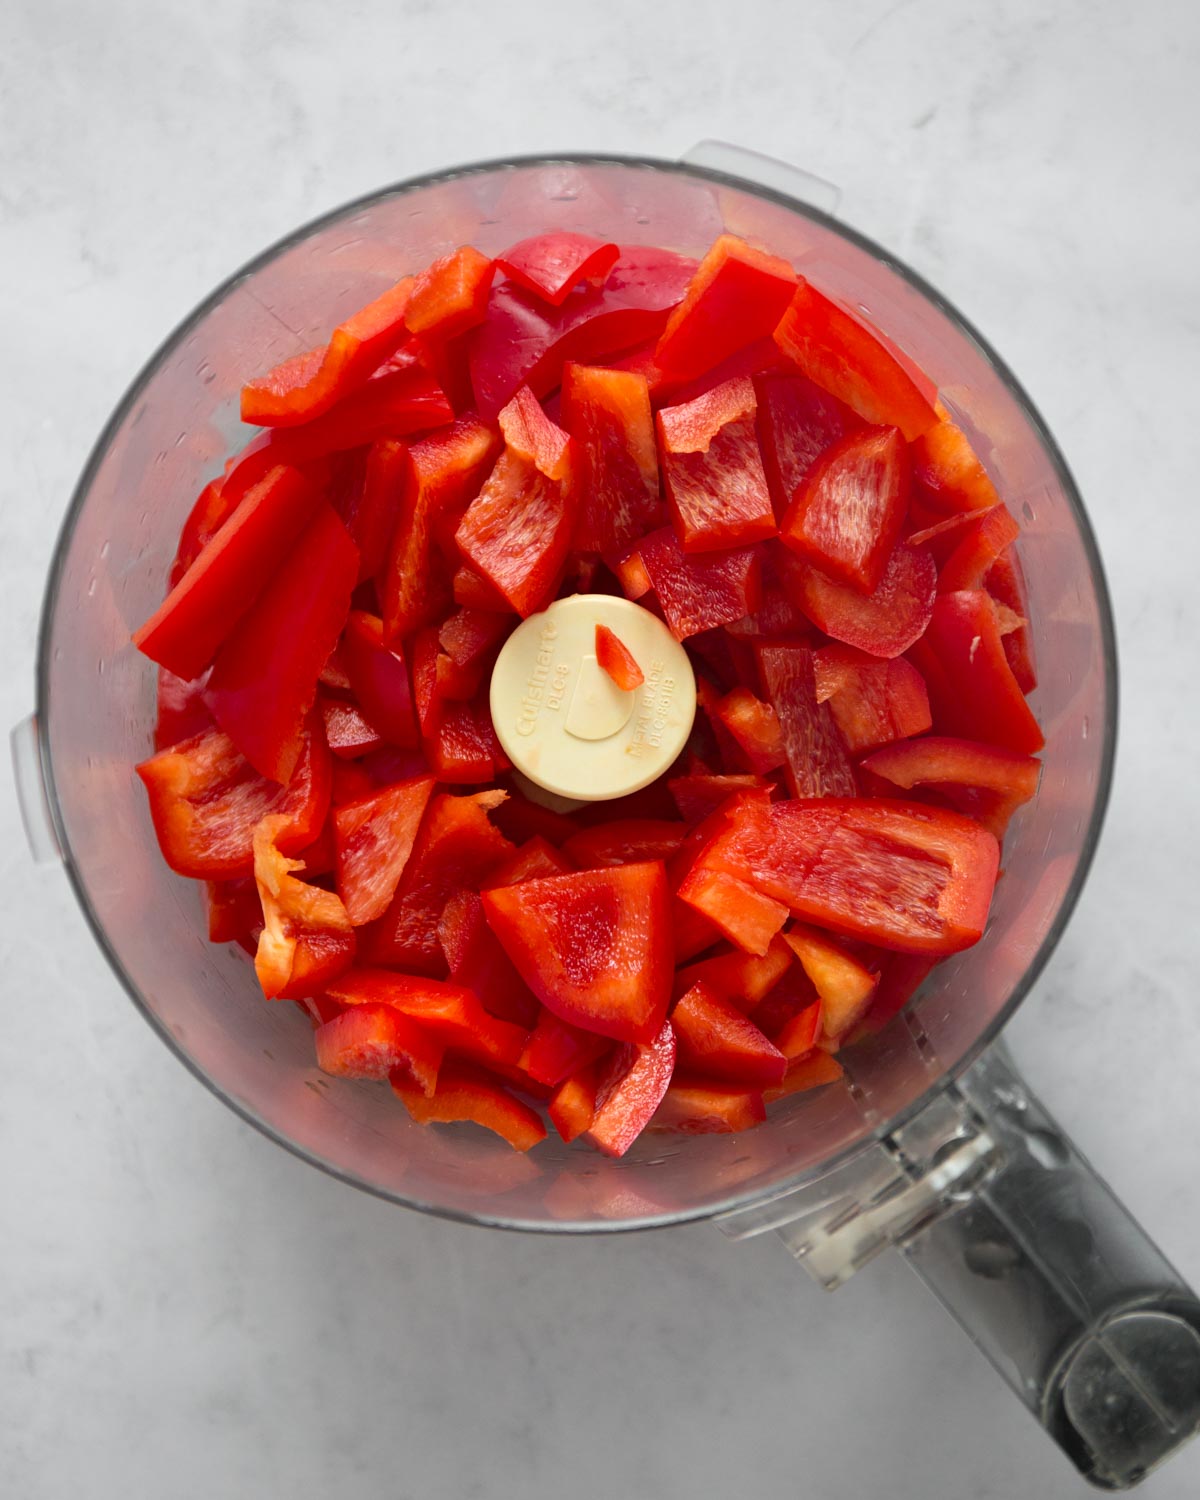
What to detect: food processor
<box><xmin>13</xmin><ymin>145</ymin><xmax>1200</xmax><ymax>1489</ymax></box>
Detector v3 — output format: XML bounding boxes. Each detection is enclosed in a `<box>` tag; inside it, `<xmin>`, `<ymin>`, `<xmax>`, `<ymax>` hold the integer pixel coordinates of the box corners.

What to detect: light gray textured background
<box><xmin>3</xmin><ymin>2</ymin><xmax>1199</xmax><ymax>1496</ymax></box>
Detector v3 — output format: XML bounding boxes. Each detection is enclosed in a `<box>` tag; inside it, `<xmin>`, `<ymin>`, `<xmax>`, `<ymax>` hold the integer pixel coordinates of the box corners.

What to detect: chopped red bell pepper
<box><xmin>594</xmin><ymin>623</ymin><xmax>644</xmax><ymax>690</ymax></box>
<box><xmin>170</xmin><ymin>476</ymin><xmax>240</xmax><ymax>586</ymax></box>
<box><xmin>937</xmin><ymin>502</ymin><xmax>1019</xmax><ymax>592</ymax></box>
<box><xmin>364</xmin><ymin>789</ymin><xmax>514</xmax><ymax>975</ymax></box>
<box><xmin>909</xmin><ymin>590</ymin><xmax>1044</xmax><ymax>754</ymax></box>
<box><xmin>674</xmin><ymin>866</ymin><xmax>789</xmax><ymax>957</ymax></box>
<box><xmin>437</xmin><ymin>890</ymin><xmax>540</xmax><ymax>1028</ymax></box>
<box><xmin>651</xmin><ymin>335</ymin><xmax>789</xmax><ymax>410</ymax></box>
<box><xmin>340</xmin><ymin>609</ymin><xmax>418</xmax><ymax>748</ymax></box>
<box><xmin>853</xmin><ymin>952</ymin><xmax>937</xmax><ymax>1036</ymax></box>
<box><xmin>560</xmin><ymin>819</ymin><xmax>687</xmax><ymax>870</ymax></box>
<box><xmin>136</xmin><ymin>717</ymin><xmax>330</xmax><ymax>879</ymax></box>
<box><xmin>439</xmin><ymin>607</ymin><xmax>514</xmax><ymax>670</ymax></box>
<box><xmin>482</xmin><ymin>861</ymin><xmax>673</xmax><ymax>1044</ymax></box>
<box><xmin>753</xmin><ymin>370</ymin><xmax>864</xmax><ymax>521</ymax></box>
<box><xmin>423</xmin><ymin>694</ymin><xmax>509</xmax><ymax>783</ymax></box>
<box><xmin>653</xmin><ymin>233</ymin><xmax>799</xmax><ymax>385</ymax></box>
<box><xmin>134</xmin><ymin>465</ymin><xmax>324</xmax><ymax>683</ymax></box>
<box><xmin>321</xmin><ymin>698</ymin><xmax>384</xmax><ymax>759</ymax></box>
<box><xmin>750</xmin><ymin>965</ymin><xmax>821</xmax><ymax>1040</ymax></box>
<box><xmin>468</xmin><ymin>245</ymin><xmax>697</xmax><ymax>419</ymax></box>
<box><xmin>455</xmin><ymin>447</ymin><xmax>575</xmax><ymax>618</ymax></box>
<box><xmin>636</xmin><ymin>526</ymin><xmax>762</xmax><ymax>640</ymax></box>
<box><xmin>811</xmin><ymin>643</ymin><xmax>932</xmax><ymax>754</ymax></box>
<box><xmin>670</xmin><ymin>981</ymin><xmax>786</xmax><ymax>1087</ymax></box>
<box><xmin>650</xmin><ymin>1081</ymin><xmax>766</xmax><ymax>1134</ymax></box>
<box><xmin>584</xmin><ymin>1021</ymin><xmax>677</xmax><ymax>1158</ymax></box>
<box><xmin>673</xmin><ymin>932</ymin><xmax>794</xmax><ymax>1013</ymax></box>
<box><xmin>773</xmin><ymin>282</ymin><xmax>938</xmax><ymax>441</ymax></box>
<box><xmin>339</xmin><ymin>439</ymin><xmax>405</xmax><ymax>582</ymax></box>
<box><xmin>314</xmin><ymin>1003</ymin><xmax>442</xmax><ymax>1092</ymax></box>
<box><xmin>497</xmin><ymin>385</ymin><xmax>573</xmax><ymax>481</ymax></box>
<box><xmin>860</xmin><ymin>735</ymin><xmax>1041</xmax><ymax>839</ymax></box>
<box><xmin>548</xmin><ymin>1064</ymin><xmax>604</xmax><ymax>1143</ymax></box>
<box><xmin>711</xmin><ymin>686</ymin><xmax>787</xmax><ymax>774</ymax></box>
<box><xmin>205</xmin><ymin>502</ymin><xmax>359</xmax><ymax>783</ymax></box>
<box><xmin>657</xmin><ymin>376</ymin><xmax>776</xmax><ymax>552</ymax></box>
<box><xmin>205</xmin><ymin>876</ymin><xmax>262</xmax><ymax>947</ymax></box>
<box><xmin>333</xmin><ymin>774</ymin><xmax>434</xmax><ymax>926</ymax></box>
<box><xmin>779</xmin><ymin>540</ymin><xmax>937</xmax><ymax>659</ymax></box>
<box><xmin>762</xmin><ymin>1049</ymin><xmax>844</xmax><ymax>1102</ymax></box>
<box><xmin>910</xmin><ymin>418</ymin><xmax>1000</xmax><ymax>515</ymax></box>
<box><xmin>612</xmin><ymin>545</ymin><xmax>653</xmax><ymax>600</ymax></box>
<box><xmin>253</xmin><ymin>814</ymin><xmax>356</xmax><ymax>1000</ymax></box>
<box><xmin>153</xmin><ymin>666</ymin><xmax>213</xmax><ymax>750</ymax></box>
<box><xmin>330</xmin><ymin>759</ymin><xmax>378</xmax><ymax>807</ymax></box>
<box><xmin>668</xmin><ymin>772</ymin><xmax>768</xmax><ymax>824</ymax></box>
<box><xmin>488</xmin><ymin>786</ymin><xmax>580</xmax><ymax>847</ymax></box>
<box><xmin>451</xmin><ymin>564</ymin><xmax>510</xmax><ymax>611</ymax></box>
<box><xmin>381</xmin><ymin>414</ymin><xmax>501</xmax><ymax>640</ymax></box>
<box><xmin>404</xmin><ymin>246</ymin><xmax>495</xmax><ymax>339</ymax></box>
<box><xmin>519</xmin><ymin>1008</ymin><xmax>613</xmax><ymax>1087</ymax></box>
<box><xmin>489</xmin><ymin>836</ymin><xmax>575</xmax><ymax>885</ymax></box>
<box><xmin>324</xmin><ymin>967</ymin><xmax>528</xmax><ymax>1066</ymax></box>
<box><xmin>496</xmin><ymin>231</ymin><xmax>620</xmax><ymax>306</ymax></box>
<box><xmin>774</xmin><ymin>999</ymin><xmax>823</xmax><ymax>1063</ymax></box>
<box><xmin>756</xmin><ymin>643</ymin><xmax>858</xmax><ymax>799</ymax></box>
<box><xmin>559</xmin><ymin>363</ymin><xmax>663</xmax><ymax>555</ymax></box>
<box><xmin>392</xmin><ymin>1059</ymin><xmax>546</xmax><ymax>1152</ymax></box>
<box><xmin>985</xmin><ymin>549</ymin><xmax>1037</xmax><ymax>693</ymax></box>
<box><xmin>783</xmin><ymin>924</ymin><xmax>878</xmax><ymax>1045</ymax></box>
<box><xmin>240</xmin><ymin>277</ymin><xmax>415</xmax><ymax>426</ymax></box>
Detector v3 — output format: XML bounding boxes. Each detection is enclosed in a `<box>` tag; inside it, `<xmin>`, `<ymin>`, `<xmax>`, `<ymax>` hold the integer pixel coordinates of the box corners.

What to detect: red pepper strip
<box><xmin>650</xmin><ymin>1080</ymin><xmax>765</xmax><ymax>1134</ymax></box>
<box><xmin>241</xmin><ymin>277</ymin><xmax>415</xmax><ymax>427</ymax></box>
<box><xmin>324</xmin><ymin>967</ymin><xmax>528</xmax><ymax>1066</ymax></box>
<box><xmin>468</xmin><ymin>246</ymin><xmax>698</xmax><ymax>419</ymax></box>
<box><xmin>780</xmin><ymin>424</ymin><xmax>910</xmax><ymax>593</ymax></box>
<box><xmin>774</xmin><ymin>1000</ymin><xmax>823</xmax><ymax>1063</ymax></box>
<box><xmin>668</xmin><ymin>772</ymin><xmax>768</xmax><ymax>825</ymax></box>
<box><xmin>985</xmin><ymin>549</ymin><xmax>1038</xmax><ymax>693</ymax></box>
<box><xmin>364</xmin><ymin>789</ymin><xmax>514</xmax><ymax>975</ymax></box>
<box><xmin>674</xmin><ymin>867</ymin><xmax>789</xmax><ymax>957</ymax></box>
<box><xmin>753</xmin><ymin>371</ymin><xmax>864</xmax><ymax>521</ymax></box>
<box><xmin>910</xmin><ymin>418</ymin><xmax>1001</xmax><ymax>515</ymax></box>
<box><xmin>548</xmin><ymin>1064</ymin><xmax>604</xmax><ymax>1143</ymax></box>
<box><xmin>489</xmin><ymin>836</ymin><xmax>575</xmax><ymax>885</ymax></box>
<box><xmin>153</xmin><ymin>666</ymin><xmax>213</xmax><ymax>750</ymax></box>
<box><xmin>391</xmin><ymin>1059</ymin><xmax>546</xmax><ymax>1152</ymax></box>
<box><xmin>382</xmin><ymin>415</ymin><xmax>501</xmax><ymax>641</ymax></box>
<box><xmin>861</xmin><ymin>735</ymin><xmax>1041</xmax><ymax>840</ymax></box>
<box><xmin>637</xmin><ymin>526</ymin><xmax>763</xmax><ymax>640</ymax></box>
<box><xmin>497</xmin><ymin>385</ymin><xmax>573</xmax><ymax>481</ymax></box>
<box><xmin>314</xmin><ymin>1003</ymin><xmax>442</xmax><ymax>1092</ymax></box>
<box><xmin>134</xmin><ymin>465</ymin><xmax>323</xmax><ymax>682</ymax></box>
<box><xmin>910</xmin><ymin>590</ymin><xmax>1044</xmax><ymax>754</ymax></box>
<box><xmin>336</xmin><ymin>440</ymin><xmax>404</xmax><ymax>582</ymax></box>
<box><xmin>333</xmin><ymin>775</ymin><xmax>435</xmax><ymax>926</ymax></box>
<box><xmin>937</xmin><ymin>503</ymin><xmax>1019</xmax><ymax>593</ymax></box>
<box><xmin>321</xmin><ymin>699</ymin><xmax>383</xmax><ymax>759</ymax></box>
<box><xmin>341</xmin><ymin>609</ymin><xmax>418</xmax><ymax>748</ymax></box>
<box><xmin>756</xmin><ymin>643</ymin><xmax>858</xmax><ymax>799</ymax></box>
<box><xmin>697</xmin><ymin>795</ymin><xmax>1000</xmax><ymax>955</ymax></box>
<box><xmin>404</xmin><ymin>246</ymin><xmax>495</xmax><ymax>339</ymax></box>
<box><xmin>907</xmin><ymin>505</ymin><xmax>986</xmax><ymax>562</ymax></box>
<box><xmin>657</xmin><ymin>376</ymin><xmax>776</xmax><ymax>553</ymax></box>
<box><xmin>593</xmin><ymin>623</ymin><xmax>644</xmax><ymax>690</ymax></box>
<box><xmin>253</xmin><ymin>814</ymin><xmax>356</xmax><ymax>1000</ymax></box>
<box><xmin>205</xmin><ymin>877</ymin><xmax>262</xmax><ymax>947</ymax></box>
<box><xmin>561</xmin><ymin>363</ymin><xmax>662</xmax><ymax>554</ymax></box>
<box><xmin>206</xmin><ymin>503</ymin><xmax>359</xmax><ymax>783</ymax></box>
<box><xmin>673</xmin><ymin>934</ymin><xmax>794</xmax><ymax>1013</ymax></box>
<box><xmin>670</xmin><ymin>981</ymin><xmax>786</xmax><ymax>1087</ymax></box>
<box><xmin>762</xmin><ymin>1049</ymin><xmax>845</xmax><ymax>1103</ymax></box>
<box><xmin>437</xmin><ymin>890</ymin><xmax>541</xmax><ymax>1028</ymax></box>
<box><xmin>496</xmin><ymin>232</ymin><xmax>620</xmax><ymax>307</ymax></box>
<box><xmin>455</xmin><ymin>448</ymin><xmax>575</xmax><ymax>617</ymax></box>
<box><xmin>424</xmin><ymin>695</ymin><xmax>509</xmax><ymax>783</ymax></box>
<box><xmin>482</xmin><ymin>861</ymin><xmax>673</xmax><ymax>1045</ymax></box>
<box><xmin>783</xmin><ymin>924</ymin><xmax>878</xmax><ymax>1045</ymax></box>
<box><xmin>561</xmin><ymin>819</ymin><xmax>688</xmax><ymax>870</ymax></box>
<box><xmin>811</xmin><ymin>643</ymin><xmax>932</xmax><ymax>755</ymax></box>
<box><xmin>519</xmin><ymin>1008</ymin><xmax>613</xmax><ymax>1088</ymax></box>
<box><xmin>653</xmin><ymin>233</ymin><xmax>799</xmax><ymax>385</ymax></box>
<box><xmin>171</xmin><ymin>477</ymin><xmax>240</xmax><ymax>586</ymax></box>
<box><xmin>136</xmin><ymin>717</ymin><xmax>330</xmax><ymax>879</ymax></box>
<box><xmin>711</xmin><ymin>686</ymin><xmax>787</xmax><ymax>774</ymax></box>
<box><xmin>585</xmin><ymin>1021</ymin><xmax>677</xmax><ymax>1158</ymax></box>
<box><xmin>774</xmin><ymin>282</ymin><xmax>938</xmax><ymax>441</ymax></box>
<box><xmin>408</xmin><ymin>628</ymin><xmax>441</xmax><ymax>737</ymax></box>
<box><xmin>439</xmin><ymin>607</ymin><xmax>513</xmax><ymax>669</ymax></box>
<box><xmin>777</xmin><ymin>540</ymin><xmax>937</xmax><ymax>660</ymax></box>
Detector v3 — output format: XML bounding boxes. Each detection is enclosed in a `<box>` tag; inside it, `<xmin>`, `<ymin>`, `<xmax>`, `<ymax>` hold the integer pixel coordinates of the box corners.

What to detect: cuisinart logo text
<box><xmin>516</xmin><ymin>621</ymin><xmax>569</xmax><ymax>736</ymax></box>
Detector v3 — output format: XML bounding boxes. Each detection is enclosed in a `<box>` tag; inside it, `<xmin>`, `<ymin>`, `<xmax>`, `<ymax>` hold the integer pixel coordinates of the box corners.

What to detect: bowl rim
<box><xmin>35</xmin><ymin>151</ymin><xmax>1119</xmax><ymax>1234</ymax></box>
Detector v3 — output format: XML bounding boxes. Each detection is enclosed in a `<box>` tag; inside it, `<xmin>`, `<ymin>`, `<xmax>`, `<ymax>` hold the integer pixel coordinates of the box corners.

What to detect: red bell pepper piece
<box><xmin>668</xmin><ymin>772</ymin><xmax>768</xmax><ymax>825</ymax></box>
<box><xmin>436</xmin><ymin>890</ymin><xmax>540</xmax><ymax>1028</ymax></box>
<box><xmin>673</xmin><ymin>932</ymin><xmax>794</xmax><ymax>1013</ymax></box>
<box><xmin>651</xmin><ymin>1081</ymin><xmax>766</xmax><ymax>1135</ymax></box>
<box><xmin>548</xmin><ymin>1064</ymin><xmax>604</xmax><ymax>1143</ymax></box>
<box><xmin>657</xmin><ymin>376</ymin><xmax>776</xmax><ymax>552</ymax></box>
<box><xmin>594</xmin><ymin>624</ymin><xmax>644</xmax><ymax>690</ymax></box>
<box><xmin>153</xmin><ymin>666</ymin><xmax>213</xmax><ymax>750</ymax></box>
<box><xmin>811</xmin><ymin>643</ymin><xmax>932</xmax><ymax>754</ymax></box>
<box><xmin>696</xmin><ymin>795</ymin><xmax>1000</xmax><ymax>955</ymax></box>
<box><xmin>562</xmin><ymin>363</ymin><xmax>662</xmax><ymax>554</ymax></box>
<box><xmin>339</xmin><ymin>439</ymin><xmax>406</xmax><ymax>582</ymax></box>
<box><xmin>711</xmin><ymin>686</ymin><xmax>786</xmax><ymax>774</ymax></box>
<box><xmin>907</xmin><ymin>505</ymin><xmax>985</xmax><ymax>562</ymax></box>
<box><xmin>649</xmin><ymin>334</ymin><xmax>789</xmax><ymax>409</ymax></box>
<box><xmin>333</xmin><ymin>774</ymin><xmax>434</xmax><ymax>926</ymax></box>
<box><xmin>489</xmin><ymin>836</ymin><xmax>575</xmax><ymax>885</ymax></box>
<box><xmin>205</xmin><ymin>876</ymin><xmax>262</xmax><ymax>948</ymax></box>
<box><xmin>773</xmin><ymin>281</ymin><xmax>938</xmax><ymax>442</ymax></box>
<box><xmin>468</xmin><ymin>245</ymin><xmax>697</xmax><ymax>419</ymax></box>
<box><xmin>756</xmin><ymin>643</ymin><xmax>858</xmax><ymax>799</ymax></box>
<box><xmin>653</xmin><ymin>234</ymin><xmax>799</xmax><ymax>385</ymax></box>
<box><xmin>860</xmin><ymin>735</ymin><xmax>1041</xmax><ymax>839</ymax></box>
<box><xmin>314</xmin><ymin>1003</ymin><xmax>443</xmax><ymax>1092</ymax></box>
<box><xmin>750</xmin><ymin>965</ymin><xmax>821</xmax><ymax>1040</ymax></box>
<box><xmin>496</xmin><ymin>231</ymin><xmax>620</xmax><ymax>307</ymax></box>
<box><xmin>853</xmin><ymin>952</ymin><xmax>937</xmax><ymax>1036</ymax></box>
<box><xmin>364</xmin><ymin>789</ymin><xmax>514</xmax><ymax>975</ymax></box>
<box><xmin>382</xmin><ymin>414</ymin><xmax>501</xmax><ymax>640</ymax></box>
<box><xmin>985</xmin><ymin>549</ymin><xmax>1038</xmax><ymax>693</ymax></box>
<box><xmin>206</xmin><ymin>502</ymin><xmax>359</xmax><ymax>783</ymax></box>
<box><xmin>240</xmin><ymin>277</ymin><xmax>415</xmax><ymax>426</ymax></box>
<box><xmin>404</xmin><ymin>246</ymin><xmax>495</xmax><ymax>339</ymax></box>
<box><xmin>910</xmin><ymin>590</ymin><xmax>1044</xmax><ymax>754</ymax></box>
<box><xmin>584</xmin><ymin>1021</ymin><xmax>677</xmax><ymax>1158</ymax></box>
<box><xmin>774</xmin><ymin>999</ymin><xmax>823</xmax><ymax>1063</ymax></box>
<box><xmin>612</xmin><ymin>545</ymin><xmax>653</xmax><ymax>600</ymax></box>
<box><xmin>330</xmin><ymin>759</ymin><xmax>377</xmax><ymax>807</ymax></box>
<box><xmin>637</xmin><ymin>526</ymin><xmax>762</xmax><ymax>640</ymax></box>
<box><xmin>136</xmin><ymin>717</ymin><xmax>330</xmax><ymax>879</ymax></box>
<box><xmin>753</xmin><ymin>370</ymin><xmax>864</xmax><ymax>521</ymax></box>
<box><xmin>670</xmin><ymin>981</ymin><xmax>786</xmax><ymax>1087</ymax></box>
<box><xmin>937</xmin><ymin>503</ymin><xmax>1019</xmax><ymax>593</ymax></box>
<box><xmin>561</xmin><ymin>819</ymin><xmax>687</xmax><ymax>870</ymax></box>
<box><xmin>408</xmin><ymin>628</ymin><xmax>441</xmax><ymax>737</ymax></box>
<box><xmin>424</xmin><ymin>695</ymin><xmax>509</xmax><ymax>783</ymax></box>
<box><xmin>321</xmin><ymin>699</ymin><xmax>384</xmax><ymax>759</ymax></box>
<box><xmin>497</xmin><ymin>385</ymin><xmax>573</xmax><ymax>481</ymax></box>
<box><xmin>340</xmin><ymin>609</ymin><xmax>418</xmax><ymax>748</ymax></box>
<box><xmin>253</xmin><ymin>814</ymin><xmax>356</xmax><ymax>1000</ymax></box>
<box><xmin>434</xmin><ymin>650</ymin><xmax>485</xmax><ymax>702</ymax></box>
<box><xmin>910</xmin><ymin>418</ymin><xmax>1001</xmax><ymax>515</ymax></box>
<box><xmin>780</xmin><ymin>540</ymin><xmax>937</xmax><ymax>659</ymax></box>
<box><xmin>482</xmin><ymin>861</ymin><xmax>673</xmax><ymax>1044</ymax></box>
<box><xmin>519</xmin><ymin>1008</ymin><xmax>613</xmax><ymax>1088</ymax></box>
<box><xmin>763</xmin><ymin>1049</ymin><xmax>845</xmax><ymax>1103</ymax></box>
<box><xmin>455</xmin><ymin>447</ymin><xmax>575</xmax><ymax>618</ymax></box>
<box><xmin>488</xmin><ymin>785</ymin><xmax>580</xmax><ymax>847</ymax></box>
<box><xmin>392</xmin><ymin>1059</ymin><xmax>546</xmax><ymax>1152</ymax></box>
<box><xmin>675</xmin><ymin>866</ymin><xmax>789</xmax><ymax>957</ymax></box>
<box><xmin>451</xmin><ymin>564</ymin><xmax>510</xmax><ymax>612</ymax></box>
<box><xmin>170</xmin><ymin>476</ymin><xmax>240</xmax><ymax>586</ymax></box>
<box><xmin>780</xmin><ymin>424</ymin><xmax>910</xmax><ymax>593</ymax></box>
<box><xmin>134</xmin><ymin>465</ymin><xmax>323</xmax><ymax>683</ymax></box>
<box><xmin>783</xmin><ymin>924</ymin><xmax>878</xmax><ymax>1045</ymax></box>
<box><xmin>439</xmin><ymin>608</ymin><xmax>514</xmax><ymax>673</ymax></box>
<box><xmin>324</xmin><ymin>968</ymin><xmax>528</xmax><ymax>1066</ymax></box>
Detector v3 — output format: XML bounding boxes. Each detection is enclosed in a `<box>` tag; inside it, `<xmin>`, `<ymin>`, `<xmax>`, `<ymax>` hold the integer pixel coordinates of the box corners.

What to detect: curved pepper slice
<box><xmin>650</xmin><ymin>1080</ymin><xmax>766</xmax><ymax>1135</ymax></box>
<box><xmin>136</xmin><ymin>717</ymin><xmax>330</xmax><ymax>879</ymax></box>
<box><xmin>314</xmin><ymin>1003</ymin><xmax>442</xmax><ymax>1093</ymax></box>
<box><xmin>324</xmin><ymin>967</ymin><xmax>528</xmax><ymax>1065</ymax></box>
<box><xmin>670</xmin><ymin>981</ymin><xmax>786</xmax><ymax>1086</ymax></box>
<box><xmin>391</xmin><ymin>1059</ymin><xmax>546</xmax><ymax>1152</ymax></box>
<box><xmin>404</xmin><ymin>246</ymin><xmax>495</xmax><ymax>339</ymax></box>
<box><xmin>240</xmin><ymin>277</ymin><xmax>415</xmax><ymax>426</ymax></box>
<box><xmin>482</xmin><ymin>861</ymin><xmax>673</xmax><ymax>1044</ymax></box>
<box><xmin>753</xmin><ymin>370</ymin><xmax>864</xmax><ymax>520</ymax></box>
<box><xmin>496</xmin><ymin>232</ymin><xmax>620</xmax><ymax>307</ymax></box>
<box><xmin>584</xmin><ymin>1021</ymin><xmax>677</xmax><ymax>1157</ymax></box>
<box><xmin>561</xmin><ymin>363</ymin><xmax>662</xmax><ymax>554</ymax></box>
<box><xmin>253</xmin><ymin>814</ymin><xmax>356</xmax><ymax>1000</ymax></box>
<box><xmin>455</xmin><ymin>447</ymin><xmax>575</xmax><ymax>617</ymax></box>
<box><xmin>860</xmin><ymin>735</ymin><xmax>1041</xmax><ymax>839</ymax></box>
<box><xmin>334</xmin><ymin>774</ymin><xmax>435</xmax><ymax>926</ymax></box>
<box><xmin>779</xmin><ymin>540</ymin><xmax>936</xmax><ymax>660</ymax></box>
<box><xmin>594</xmin><ymin>624</ymin><xmax>644</xmax><ymax>690</ymax></box>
